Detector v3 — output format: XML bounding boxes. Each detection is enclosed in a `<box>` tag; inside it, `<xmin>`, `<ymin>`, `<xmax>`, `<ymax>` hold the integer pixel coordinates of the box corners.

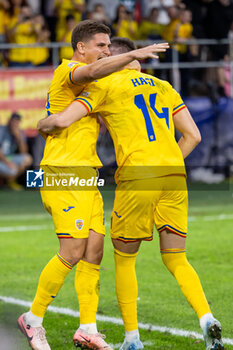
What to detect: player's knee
<box><xmin>65</xmin><ymin>250</ymin><xmax>83</xmax><ymax>266</ymax></box>
<box><xmin>84</xmin><ymin>247</ymin><xmax>104</xmax><ymax>265</ymax></box>
<box><xmin>83</xmin><ymin>245</ymin><xmax>104</xmax><ymax>265</ymax></box>
<box><xmin>23</xmin><ymin>154</ymin><xmax>33</xmax><ymax>168</ymax></box>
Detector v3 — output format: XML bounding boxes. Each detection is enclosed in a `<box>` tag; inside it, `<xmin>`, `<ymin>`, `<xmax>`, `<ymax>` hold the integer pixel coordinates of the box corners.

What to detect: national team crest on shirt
<box><xmin>75</xmin><ymin>219</ymin><xmax>84</xmax><ymax>230</ymax></box>
<box><xmin>80</xmin><ymin>91</ymin><xmax>90</xmax><ymax>97</ymax></box>
<box><xmin>67</xmin><ymin>62</ymin><xmax>76</xmax><ymax>68</ymax></box>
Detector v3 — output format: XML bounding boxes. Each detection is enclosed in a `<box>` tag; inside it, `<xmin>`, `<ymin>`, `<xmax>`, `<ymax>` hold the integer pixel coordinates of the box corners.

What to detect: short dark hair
<box><xmin>10</xmin><ymin>112</ymin><xmax>21</xmax><ymax>121</ymax></box>
<box><xmin>66</xmin><ymin>14</ymin><xmax>75</xmax><ymax>22</ymax></box>
<box><xmin>110</xmin><ymin>37</ymin><xmax>136</xmax><ymax>53</ymax></box>
<box><xmin>71</xmin><ymin>20</ymin><xmax>111</xmax><ymax>51</ymax></box>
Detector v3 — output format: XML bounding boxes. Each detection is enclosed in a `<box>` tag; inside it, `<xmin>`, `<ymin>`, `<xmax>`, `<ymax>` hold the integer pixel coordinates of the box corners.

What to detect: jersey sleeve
<box><xmin>172</xmin><ymin>89</ymin><xmax>187</xmax><ymax>116</ymax></box>
<box><xmin>66</xmin><ymin>62</ymin><xmax>83</xmax><ymax>86</ymax></box>
<box><xmin>74</xmin><ymin>79</ymin><xmax>108</xmax><ymax>114</ymax></box>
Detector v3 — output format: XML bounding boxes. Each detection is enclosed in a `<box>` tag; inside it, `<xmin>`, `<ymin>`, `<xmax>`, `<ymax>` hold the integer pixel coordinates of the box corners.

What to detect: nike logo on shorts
<box><xmin>114</xmin><ymin>211</ymin><xmax>122</xmax><ymax>218</ymax></box>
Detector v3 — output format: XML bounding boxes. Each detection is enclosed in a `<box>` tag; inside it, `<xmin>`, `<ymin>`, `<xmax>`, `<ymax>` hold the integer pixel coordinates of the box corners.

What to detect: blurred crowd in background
<box><xmin>0</xmin><ymin>0</ymin><xmax>233</xmax><ymax>96</ymax></box>
<box><xmin>0</xmin><ymin>2</ymin><xmax>232</xmax><ymax>61</ymax></box>
<box><xmin>0</xmin><ymin>0</ymin><xmax>233</xmax><ymax>189</ymax></box>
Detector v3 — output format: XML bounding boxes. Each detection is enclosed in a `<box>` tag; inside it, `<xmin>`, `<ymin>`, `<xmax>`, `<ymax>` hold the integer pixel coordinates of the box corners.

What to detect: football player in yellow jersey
<box><xmin>18</xmin><ymin>21</ymin><xmax>169</xmax><ymax>350</ymax></box>
<box><xmin>38</xmin><ymin>37</ymin><xmax>224</xmax><ymax>350</ymax></box>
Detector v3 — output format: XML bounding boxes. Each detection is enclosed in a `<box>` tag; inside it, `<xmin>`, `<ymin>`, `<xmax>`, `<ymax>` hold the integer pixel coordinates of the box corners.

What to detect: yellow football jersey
<box><xmin>175</xmin><ymin>22</ymin><xmax>193</xmax><ymax>54</ymax></box>
<box><xmin>41</xmin><ymin>59</ymin><xmax>102</xmax><ymax>167</ymax></box>
<box><xmin>8</xmin><ymin>21</ymin><xmax>36</xmax><ymax>63</ymax></box>
<box><xmin>75</xmin><ymin>69</ymin><xmax>186</xmax><ymax>182</ymax></box>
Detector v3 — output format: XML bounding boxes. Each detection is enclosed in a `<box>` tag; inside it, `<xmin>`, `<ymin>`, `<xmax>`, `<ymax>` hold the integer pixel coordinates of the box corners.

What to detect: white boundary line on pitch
<box><xmin>1</xmin><ymin>213</ymin><xmax>233</xmax><ymax>231</ymax></box>
<box><xmin>188</xmin><ymin>213</ymin><xmax>233</xmax><ymax>222</ymax></box>
<box><xmin>1</xmin><ymin>213</ymin><xmax>233</xmax><ymax>232</ymax></box>
<box><xmin>0</xmin><ymin>213</ymin><xmax>49</xmax><ymax>221</ymax></box>
<box><xmin>0</xmin><ymin>296</ymin><xmax>232</xmax><ymax>346</ymax></box>
<box><xmin>0</xmin><ymin>225</ymin><xmax>52</xmax><ymax>232</ymax></box>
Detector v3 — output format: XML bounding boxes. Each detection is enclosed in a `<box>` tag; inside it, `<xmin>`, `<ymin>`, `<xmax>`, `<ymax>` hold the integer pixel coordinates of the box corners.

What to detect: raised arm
<box><xmin>37</xmin><ymin>102</ymin><xmax>88</xmax><ymax>134</ymax></box>
<box><xmin>173</xmin><ymin>107</ymin><xmax>201</xmax><ymax>159</ymax></box>
<box><xmin>72</xmin><ymin>42</ymin><xmax>169</xmax><ymax>84</ymax></box>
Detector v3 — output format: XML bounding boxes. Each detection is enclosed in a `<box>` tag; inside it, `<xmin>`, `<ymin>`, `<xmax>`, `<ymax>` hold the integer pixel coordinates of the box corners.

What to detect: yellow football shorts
<box><xmin>40</xmin><ymin>166</ymin><xmax>105</xmax><ymax>239</ymax></box>
<box><xmin>111</xmin><ymin>175</ymin><xmax>188</xmax><ymax>242</ymax></box>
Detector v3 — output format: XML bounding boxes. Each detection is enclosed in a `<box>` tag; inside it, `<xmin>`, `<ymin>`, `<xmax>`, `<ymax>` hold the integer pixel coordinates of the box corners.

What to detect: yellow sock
<box><xmin>161</xmin><ymin>249</ymin><xmax>211</xmax><ymax>319</ymax></box>
<box><xmin>75</xmin><ymin>260</ymin><xmax>100</xmax><ymax>324</ymax></box>
<box><xmin>31</xmin><ymin>253</ymin><xmax>73</xmax><ymax>317</ymax></box>
<box><xmin>114</xmin><ymin>249</ymin><xmax>138</xmax><ymax>331</ymax></box>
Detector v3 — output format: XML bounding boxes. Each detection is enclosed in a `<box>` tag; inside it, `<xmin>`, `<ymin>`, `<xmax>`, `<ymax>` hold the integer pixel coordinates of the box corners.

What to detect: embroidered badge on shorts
<box><xmin>75</xmin><ymin>219</ymin><xmax>84</xmax><ymax>230</ymax></box>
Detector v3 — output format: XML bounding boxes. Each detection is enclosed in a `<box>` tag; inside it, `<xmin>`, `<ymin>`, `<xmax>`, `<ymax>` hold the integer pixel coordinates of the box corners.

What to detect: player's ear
<box><xmin>77</xmin><ymin>41</ymin><xmax>85</xmax><ymax>54</ymax></box>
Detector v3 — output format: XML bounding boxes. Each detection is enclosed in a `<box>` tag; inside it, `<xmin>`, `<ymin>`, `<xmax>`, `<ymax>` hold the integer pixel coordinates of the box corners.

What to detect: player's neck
<box><xmin>125</xmin><ymin>60</ymin><xmax>141</xmax><ymax>71</ymax></box>
<box><xmin>71</xmin><ymin>53</ymin><xmax>86</xmax><ymax>64</ymax></box>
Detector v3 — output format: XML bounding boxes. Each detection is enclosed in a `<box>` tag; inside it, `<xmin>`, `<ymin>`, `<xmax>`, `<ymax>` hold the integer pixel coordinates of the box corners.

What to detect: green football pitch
<box><xmin>0</xmin><ymin>186</ymin><xmax>233</xmax><ymax>350</ymax></box>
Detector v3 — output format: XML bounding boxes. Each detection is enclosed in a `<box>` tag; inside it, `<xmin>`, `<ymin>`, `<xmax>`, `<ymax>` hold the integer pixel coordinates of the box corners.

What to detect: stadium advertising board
<box><xmin>0</xmin><ymin>68</ymin><xmax>54</xmax><ymax>136</ymax></box>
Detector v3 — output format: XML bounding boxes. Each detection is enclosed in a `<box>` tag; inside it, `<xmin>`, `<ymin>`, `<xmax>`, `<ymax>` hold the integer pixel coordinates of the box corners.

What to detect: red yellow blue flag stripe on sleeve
<box><xmin>74</xmin><ymin>98</ymin><xmax>92</xmax><ymax>114</ymax></box>
<box><xmin>69</xmin><ymin>65</ymin><xmax>79</xmax><ymax>84</ymax></box>
<box><xmin>172</xmin><ymin>103</ymin><xmax>186</xmax><ymax>116</ymax></box>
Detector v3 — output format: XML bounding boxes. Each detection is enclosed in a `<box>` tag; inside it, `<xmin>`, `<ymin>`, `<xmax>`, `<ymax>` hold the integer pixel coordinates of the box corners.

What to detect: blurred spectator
<box><xmin>93</xmin><ymin>3</ymin><xmax>111</xmax><ymax>24</ymax></box>
<box><xmin>54</xmin><ymin>0</ymin><xmax>85</xmax><ymax>41</ymax></box>
<box><xmin>182</xmin><ymin>0</ymin><xmax>207</xmax><ymax>38</ymax></box>
<box><xmin>217</xmin><ymin>54</ymin><xmax>231</xmax><ymax>97</ymax></box>
<box><xmin>0</xmin><ymin>113</ymin><xmax>32</xmax><ymax>190</ymax></box>
<box><xmin>174</xmin><ymin>8</ymin><xmax>193</xmax><ymax>55</ymax></box>
<box><xmin>146</xmin><ymin>0</ymin><xmax>177</xmax><ymax>25</ymax></box>
<box><xmin>6</xmin><ymin>0</ymin><xmax>28</xmax><ymax>28</ymax></box>
<box><xmin>137</xmin><ymin>7</ymin><xmax>164</xmax><ymax>40</ymax></box>
<box><xmin>161</xmin><ymin>5</ymin><xmax>180</xmax><ymax>83</ymax></box>
<box><xmin>7</xmin><ymin>5</ymin><xmax>37</xmax><ymax>67</ymax></box>
<box><xmin>32</xmin><ymin>14</ymin><xmax>51</xmax><ymax>66</ymax></box>
<box><xmin>204</xmin><ymin>0</ymin><xmax>233</xmax><ymax>60</ymax></box>
<box><xmin>137</xmin><ymin>7</ymin><xmax>165</xmax><ymax>78</ymax></box>
<box><xmin>162</xmin><ymin>5</ymin><xmax>180</xmax><ymax>42</ymax></box>
<box><xmin>113</xmin><ymin>4</ymin><xmax>138</xmax><ymax>40</ymax></box>
<box><xmin>40</xmin><ymin>0</ymin><xmax>57</xmax><ymax>42</ymax></box>
<box><xmin>0</xmin><ymin>0</ymin><xmax>10</xmax><ymax>43</ymax></box>
<box><xmin>174</xmin><ymin>8</ymin><xmax>194</xmax><ymax>95</ymax></box>
<box><xmin>228</xmin><ymin>20</ymin><xmax>233</xmax><ymax>41</ymax></box>
<box><xmin>27</xmin><ymin>0</ymin><xmax>39</xmax><ymax>14</ymax></box>
<box><xmin>119</xmin><ymin>0</ymin><xmax>136</xmax><ymax>13</ymax></box>
<box><xmin>86</xmin><ymin>0</ymin><xmax>119</xmax><ymax>22</ymax></box>
<box><xmin>59</xmin><ymin>14</ymin><xmax>76</xmax><ymax>60</ymax></box>
<box><xmin>0</xmin><ymin>0</ymin><xmax>10</xmax><ymax>65</ymax></box>
<box><xmin>87</xmin><ymin>3</ymin><xmax>114</xmax><ymax>35</ymax></box>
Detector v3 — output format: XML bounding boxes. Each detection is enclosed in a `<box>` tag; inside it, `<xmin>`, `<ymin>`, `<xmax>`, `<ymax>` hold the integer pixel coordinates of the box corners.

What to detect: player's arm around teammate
<box><xmin>70</xmin><ymin>41</ymin><xmax>169</xmax><ymax>84</ymax></box>
<box><xmin>37</xmin><ymin>102</ymin><xmax>88</xmax><ymax>134</ymax></box>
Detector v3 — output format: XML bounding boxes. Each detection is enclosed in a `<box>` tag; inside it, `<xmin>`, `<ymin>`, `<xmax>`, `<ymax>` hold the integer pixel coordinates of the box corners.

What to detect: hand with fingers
<box><xmin>132</xmin><ymin>42</ymin><xmax>169</xmax><ymax>60</ymax></box>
